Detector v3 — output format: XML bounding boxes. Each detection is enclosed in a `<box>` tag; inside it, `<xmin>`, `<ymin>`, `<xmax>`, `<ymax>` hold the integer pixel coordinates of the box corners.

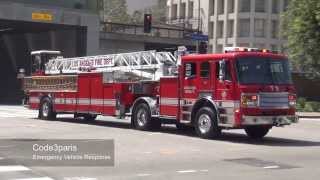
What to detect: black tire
<box><xmin>194</xmin><ymin>107</ymin><xmax>221</xmax><ymax>139</ymax></box>
<box><xmin>84</xmin><ymin>114</ymin><xmax>97</xmax><ymax>121</ymax></box>
<box><xmin>176</xmin><ymin>123</ymin><xmax>193</xmax><ymax>131</ymax></box>
<box><xmin>39</xmin><ymin>97</ymin><xmax>56</xmax><ymax>120</ymax></box>
<box><xmin>244</xmin><ymin>126</ymin><xmax>270</xmax><ymax>139</ymax></box>
<box><xmin>133</xmin><ymin>103</ymin><xmax>160</xmax><ymax>131</ymax></box>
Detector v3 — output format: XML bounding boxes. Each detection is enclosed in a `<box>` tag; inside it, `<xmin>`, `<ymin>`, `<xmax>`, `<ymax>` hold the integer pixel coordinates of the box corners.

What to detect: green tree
<box><xmin>130</xmin><ymin>0</ymin><xmax>167</xmax><ymax>24</ymax></box>
<box><xmin>131</xmin><ymin>10</ymin><xmax>143</xmax><ymax>24</ymax></box>
<box><xmin>102</xmin><ymin>0</ymin><xmax>130</xmax><ymax>23</ymax></box>
<box><xmin>282</xmin><ymin>0</ymin><xmax>320</xmax><ymax>78</ymax></box>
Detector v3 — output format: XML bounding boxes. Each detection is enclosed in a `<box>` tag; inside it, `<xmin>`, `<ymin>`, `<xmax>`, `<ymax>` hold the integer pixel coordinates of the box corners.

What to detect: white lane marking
<box><xmin>148</xmin><ymin>132</ymin><xmax>162</xmax><ymax>136</ymax></box>
<box><xmin>300</xmin><ymin>118</ymin><xmax>320</xmax><ymax>122</ymax></box>
<box><xmin>0</xmin><ymin>157</ymin><xmax>4</xmax><ymax>160</ymax></box>
<box><xmin>263</xmin><ymin>165</ymin><xmax>280</xmax><ymax>169</ymax></box>
<box><xmin>177</xmin><ymin>170</ymin><xmax>197</xmax><ymax>173</ymax></box>
<box><xmin>0</xmin><ymin>165</ymin><xmax>30</xmax><ymax>172</ymax></box>
<box><xmin>199</xmin><ymin>169</ymin><xmax>209</xmax><ymax>172</ymax></box>
<box><xmin>143</xmin><ymin>151</ymin><xmax>152</xmax><ymax>154</ymax></box>
<box><xmin>137</xmin><ymin>173</ymin><xmax>151</xmax><ymax>177</ymax></box>
<box><xmin>64</xmin><ymin>177</ymin><xmax>97</xmax><ymax>180</ymax></box>
<box><xmin>15</xmin><ymin>177</ymin><xmax>55</xmax><ymax>180</ymax></box>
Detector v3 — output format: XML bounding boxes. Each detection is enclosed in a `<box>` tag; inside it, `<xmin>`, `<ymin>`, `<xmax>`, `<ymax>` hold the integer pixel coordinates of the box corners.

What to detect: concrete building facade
<box><xmin>167</xmin><ymin>0</ymin><xmax>290</xmax><ymax>53</ymax></box>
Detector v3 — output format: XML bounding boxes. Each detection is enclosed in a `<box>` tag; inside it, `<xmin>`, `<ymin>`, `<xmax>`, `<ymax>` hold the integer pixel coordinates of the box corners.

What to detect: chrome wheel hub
<box><xmin>137</xmin><ymin>108</ymin><xmax>147</xmax><ymax>127</ymax></box>
<box><xmin>42</xmin><ymin>102</ymin><xmax>49</xmax><ymax>117</ymax></box>
<box><xmin>198</xmin><ymin>114</ymin><xmax>212</xmax><ymax>134</ymax></box>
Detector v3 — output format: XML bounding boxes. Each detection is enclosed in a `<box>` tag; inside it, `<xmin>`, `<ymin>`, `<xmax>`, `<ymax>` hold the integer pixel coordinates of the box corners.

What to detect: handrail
<box><xmin>100</xmin><ymin>22</ymin><xmax>197</xmax><ymax>39</ymax></box>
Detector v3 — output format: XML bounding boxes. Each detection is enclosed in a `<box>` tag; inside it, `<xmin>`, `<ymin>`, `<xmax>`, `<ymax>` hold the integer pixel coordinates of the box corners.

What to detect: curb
<box><xmin>298</xmin><ymin>116</ymin><xmax>320</xmax><ymax>119</ymax></box>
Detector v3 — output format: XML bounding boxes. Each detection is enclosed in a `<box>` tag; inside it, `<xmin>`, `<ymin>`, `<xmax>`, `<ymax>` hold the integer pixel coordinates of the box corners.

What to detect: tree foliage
<box><xmin>130</xmin><ymin>0</ymin><xmax>167</xmax><ymax>24</ymax></box>
<box><xmin>102</xmin><ymin>0</ymin><xmax>130</xmax><ymax>23</ymax></box>
<box><xmin>282</xmin><ymin>0</ymin><xmax>320</xmax><ymax>78</ymax></box>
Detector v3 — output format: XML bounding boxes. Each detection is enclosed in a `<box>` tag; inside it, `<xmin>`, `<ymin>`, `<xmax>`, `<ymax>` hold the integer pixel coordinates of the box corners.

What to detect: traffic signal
<box><xmin>199</xmin><ymin>41</ymin><xmax>207</xmax><ymax>54</ymax></box>
<box><xmin>144</xmin><ymin>14</ymin><xmax>152</xmax><ymax>33</ymax></box>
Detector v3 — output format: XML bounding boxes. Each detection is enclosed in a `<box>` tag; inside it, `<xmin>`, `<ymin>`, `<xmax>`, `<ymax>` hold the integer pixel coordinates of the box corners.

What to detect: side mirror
<box><xmin>219</xmin><ymin>60</ymin><xmax>226</xmax><ymax>81</ymax></box>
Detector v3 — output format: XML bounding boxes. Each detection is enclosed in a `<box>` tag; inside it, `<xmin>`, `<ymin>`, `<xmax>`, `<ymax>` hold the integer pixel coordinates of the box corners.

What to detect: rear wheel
<box><xmin>244</xmin><ymin>126</ymin><xmax>270</xmax><ymax>139</ymax></box>
<box><xmin>194</xmin><ymin>107</ymin><xmax>221</xmax><ymax>139</ymax></box>
<box><xmin>39</xmin><ymin>98</ymin><xmax>56</xmax><ymax>120</ymax></box>
<box><xmin>133</xmin><ymin>103</ymin><xmax>160</xmax><ymax>131</ymax></box>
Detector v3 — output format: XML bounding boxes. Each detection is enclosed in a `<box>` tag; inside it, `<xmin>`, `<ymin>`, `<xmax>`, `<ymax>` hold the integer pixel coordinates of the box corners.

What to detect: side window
<box><xmin>216</xmin><ymin>60</ymin><xmax>232</xmax><ymax>81</ymax></box>
<box><xmin>200</xmin><ymin>62</ymin><xmax>210</xmax><ymax>78</ymax></box>
<box><xmin>185</xmin><ymin>62</ymin><xmax>196</xmax><ymax>77</ymax></box>
<box><xmin>225</xmin><ymin>61</ymin><xmax>232</xmax><ymax>81</ymax></box>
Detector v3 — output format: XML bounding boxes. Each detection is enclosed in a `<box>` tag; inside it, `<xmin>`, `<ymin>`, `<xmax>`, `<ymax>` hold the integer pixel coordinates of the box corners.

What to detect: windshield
<box><xmin>236</xmin><ymin>57</ymin><xmax>293</xmax><ymax>84</ymax></box>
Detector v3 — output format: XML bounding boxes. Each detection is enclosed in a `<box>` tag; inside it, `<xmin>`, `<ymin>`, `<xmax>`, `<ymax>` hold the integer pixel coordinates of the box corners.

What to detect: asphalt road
<box><xmin>0</xmin><ymin>105</ymin><xmax>319</xmax><ymax>180</ymax></box>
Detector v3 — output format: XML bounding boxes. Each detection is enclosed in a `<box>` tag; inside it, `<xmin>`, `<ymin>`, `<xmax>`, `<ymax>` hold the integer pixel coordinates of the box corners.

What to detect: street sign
<box><xmin>191</xmin><ymin>33</ymin><xmax>209</xmax><ymax>41</ymax></box>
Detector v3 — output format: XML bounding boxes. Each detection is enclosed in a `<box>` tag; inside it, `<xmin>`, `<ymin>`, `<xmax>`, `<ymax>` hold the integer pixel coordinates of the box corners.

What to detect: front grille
<box><xmin>259</xmin><ymin>93</ymin><xmax>289</xmax><ymax>108</ymax></box>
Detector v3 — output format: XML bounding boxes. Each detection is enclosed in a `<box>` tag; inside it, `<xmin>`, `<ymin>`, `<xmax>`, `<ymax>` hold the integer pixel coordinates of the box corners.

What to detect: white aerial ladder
<box><xmin>43</xmin><ymin>50</ymin><xmax>178</xmax><ymax>81</ymax></box>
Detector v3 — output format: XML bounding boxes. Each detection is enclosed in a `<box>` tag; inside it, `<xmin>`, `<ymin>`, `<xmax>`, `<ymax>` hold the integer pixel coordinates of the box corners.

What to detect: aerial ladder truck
<box><xmin>22</xmin><ymin>47</ymin><xmax>298</xmax><ymax>139</ymax></box>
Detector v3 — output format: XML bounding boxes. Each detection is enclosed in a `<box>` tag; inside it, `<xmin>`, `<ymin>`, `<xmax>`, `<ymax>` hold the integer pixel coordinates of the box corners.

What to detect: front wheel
<box><xmin>194</xmin><ymin>107</ymin><xmax>221</xmax><ymax>139</ymax></box>
<box><xmin>39</xmin><ymin>98</ymin><xmax>56</xmax><ymax>120</ymax></box>
<box><xmin>244</xmin><ymin>126</ymin><xmax>270</xmax><ymax>139</ymax></box>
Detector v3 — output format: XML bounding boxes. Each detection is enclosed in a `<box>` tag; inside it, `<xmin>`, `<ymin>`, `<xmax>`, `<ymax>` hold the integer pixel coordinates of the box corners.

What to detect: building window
<box><xmin>271</xmin><ymin>20</ymin><xmax>279</xmax><ymax>39</ymax></box>
<box><xmin>208</xmin><ymin>44</ymin><xmax>213</xmax><ymax>53</ymax></box>
<box><xmin>254</xmin><ymin>19</ymin><xmax>265</xmax><ymax>37</ymax></box>
<box><xmin>216</xmin><ymin>44</ymin><xmax>223</xmax><ymax>53</ymax></box>
<box><xmin>217</xmin><ymin>21</ymin><xmax>224</xmax><ymax>38</ymax></box>
<box><xmin>180</xmin><ymin>3</ymin><xmax>186</xmax><ymax>19</ymax></box>
<box><xmin>171</xmin><ymin>4</ymin><xmax>178</xmax><ymax>20</ymax></box>
<box><xmin>218</xmin><ymin>0</ymin><xmax>224</xmax><ymax>14</ymax></box>
<box><xmin>271</xmin><ymin>44</ymin><xmax>278</xmax><ymax>51</ymax></box>
<box><xmin>237</xmin><ymin>43</ymin><xmax>250</xmax><ymax>47</ymax></box>
<box><xmin>253</xmin><ymin>43</ymin><xmax>265</xmax><ymax>49</ymax></box>
<box><xmin>255</xmin><ymin>0</ymin><xmax>266</xmax><ymax>12</ymax></box>
<box><xmin>209</xmin><ymin>0</ymin><xmax>215</xmax><ymax>16</ymax></box>
<box><xmin>272</xmin><ymin>0</ymin><xmax>279</xmax><ymax>14</ymax></box>
<box><xmin>209</xmin><ymin>22</ymin><xmax>214</xmax><ymax>39</ymax></box>
<box><xmin>188</xmin><ymin>1</ymin><xmax>194</xmax><ymax>18</ymax></box>
<box><xmin>239</xmin><ymin>0</ymin><xmax>251</xmax><ymax>12</ymax></box>
<box><xmin>227</xmin><ymin>20</ymin><xmax>234</xmax><ymax>38</ymax></box>
<box><xmin>283</xmin><ymin>0</ymin><xmax>290</xmax><ymax>11</ymax></box>
<box><xmin>200</xmin><ymin>62</ymin><xmax>210</xmax><ymax>78</ymax></box>
<box><xmin>228</xmin><ymin>0</ymin><xmax>235</xmax><ymax>13</ymax></box>
<box><xmin>238</xmin><ymin>19</ymin><xmax>250</xmax><ymax>37</ymax></box>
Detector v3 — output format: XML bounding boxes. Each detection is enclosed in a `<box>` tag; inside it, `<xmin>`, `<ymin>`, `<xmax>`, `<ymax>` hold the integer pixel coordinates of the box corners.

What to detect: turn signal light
<box><xmin>288</xmin><ymin>94</ymin><xmax>296</xmax><ymax>107</ymax></box>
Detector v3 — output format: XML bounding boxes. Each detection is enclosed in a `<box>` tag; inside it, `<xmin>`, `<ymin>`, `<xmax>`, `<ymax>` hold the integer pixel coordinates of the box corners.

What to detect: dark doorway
<box><xmin>0</xmin><ymin>19</ymin><xmax>87</xmax><ymax>104</ymax></box>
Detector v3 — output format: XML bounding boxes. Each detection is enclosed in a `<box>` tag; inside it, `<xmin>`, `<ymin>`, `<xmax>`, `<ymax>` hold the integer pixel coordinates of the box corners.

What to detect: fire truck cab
<box><xmin>23</xmin><ymin>47</ymin><xmax>298</xmax><ymax>139</ymax></box>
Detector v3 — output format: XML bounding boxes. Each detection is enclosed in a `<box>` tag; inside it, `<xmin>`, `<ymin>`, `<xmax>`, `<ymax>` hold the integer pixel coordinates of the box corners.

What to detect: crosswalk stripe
<box><xmin>14</xmin><ymin>177</ymin><xmax>55</xmax><ymax>180</ymax></box>
<box><xmin>0</xmin><ymin>165</ymin><xmax>30</xmax><ymax>172</ymax></box>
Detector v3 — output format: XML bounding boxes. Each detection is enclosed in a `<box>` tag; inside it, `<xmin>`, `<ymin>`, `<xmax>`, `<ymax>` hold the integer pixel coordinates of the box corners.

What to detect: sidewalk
<box><xmin>297</xmin><ymin>112</ymin><xmax>320</xmax><ymax>119</ymax></box>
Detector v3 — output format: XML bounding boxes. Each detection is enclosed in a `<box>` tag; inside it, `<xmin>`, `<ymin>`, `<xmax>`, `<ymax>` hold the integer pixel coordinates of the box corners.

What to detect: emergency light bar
<box><xmin>224</xmin><ymin>47</ymin><xmax>278</xmax><ymax>54</ymax></box>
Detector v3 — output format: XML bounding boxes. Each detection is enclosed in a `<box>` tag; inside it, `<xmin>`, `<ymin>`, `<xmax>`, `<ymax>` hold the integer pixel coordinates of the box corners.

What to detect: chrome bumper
<box><xmin>242</xmin><ymin>115</ymin><xmax>298</xmax><ymax>126</ymax></box>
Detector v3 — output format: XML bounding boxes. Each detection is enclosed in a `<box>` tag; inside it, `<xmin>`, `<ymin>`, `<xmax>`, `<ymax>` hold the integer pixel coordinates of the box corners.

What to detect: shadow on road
<box><xmin>35</xmin><ymin>117</ymin><xmax>320</xmax><ymax>147</ymax></box>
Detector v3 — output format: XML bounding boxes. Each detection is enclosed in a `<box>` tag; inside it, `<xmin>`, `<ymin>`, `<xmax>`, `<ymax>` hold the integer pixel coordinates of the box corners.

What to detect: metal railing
<box><xmin>100</xmin><ymin>22</ymin><xmax>197</xmax><ymax>39</ymax></box>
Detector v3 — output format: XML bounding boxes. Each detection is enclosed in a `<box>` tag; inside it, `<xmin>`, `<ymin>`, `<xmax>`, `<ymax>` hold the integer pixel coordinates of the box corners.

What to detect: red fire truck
<box><xmin>22</xmin><ymin>47</ymin><xmax>298</xmax><ymax>139</ymax></box>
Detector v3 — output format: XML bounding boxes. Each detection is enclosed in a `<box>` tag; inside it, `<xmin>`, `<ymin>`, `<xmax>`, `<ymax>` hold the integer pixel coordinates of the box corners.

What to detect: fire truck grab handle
<box><xmin>218</xmin><ymin>60</ymin><xmax>226</xmax><ymax>81</ymax></box>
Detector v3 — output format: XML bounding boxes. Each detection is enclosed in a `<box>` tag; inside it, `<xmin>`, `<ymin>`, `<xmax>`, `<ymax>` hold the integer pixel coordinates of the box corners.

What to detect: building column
<box><xmin>249</xmin><ymin>0</ymin><xmax>255</xmax><ymax>47</ymax></box>
<box><xmin>234</xmin><ymin>0</ymin><xmax>239</xmax><ymax>46</ymax></box>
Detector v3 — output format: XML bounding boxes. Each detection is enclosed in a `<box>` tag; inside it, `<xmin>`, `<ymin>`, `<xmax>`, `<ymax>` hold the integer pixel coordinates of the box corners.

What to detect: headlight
<box><xmin>241</xmin><ymin>94</ymin><xmax>259</xmax><ymax>107</ymax></box>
